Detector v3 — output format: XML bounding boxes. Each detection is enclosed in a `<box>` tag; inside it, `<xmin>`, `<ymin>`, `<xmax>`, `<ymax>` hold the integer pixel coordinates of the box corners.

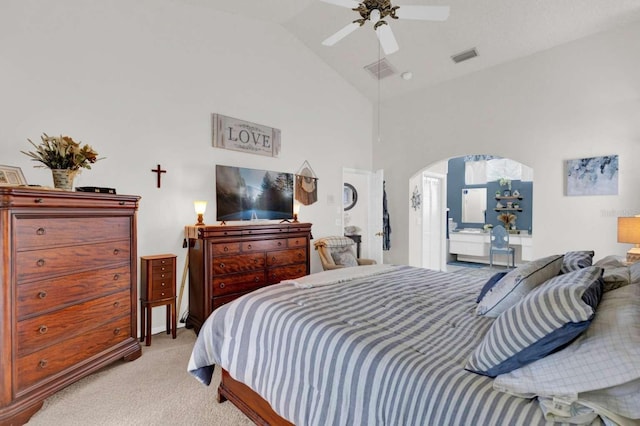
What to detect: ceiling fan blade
<box><xmin>318</xmin><ymin>0</ymin><xmax>360</xmax><ymax>9</ymax></box>
<box><xmin>395</xmin><ymin>5</ymin><xmax>450</xmax><ymax>21</ymax></box>
<box><xmin>322</xmin><ymin>22</ymin><xmax>361</xmax><ymax>46</ymax></box>
<box><xmin>375</xmin><ymin>23</ymin><xmax>399</xmax><ymax>55</ymax></box>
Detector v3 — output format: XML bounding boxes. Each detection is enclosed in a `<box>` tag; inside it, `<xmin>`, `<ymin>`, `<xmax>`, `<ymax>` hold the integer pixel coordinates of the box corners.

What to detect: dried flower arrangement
<box><xmin>21</xmin><ymin>133</ymin><xmax>101</xmax><ymax>171</ymax></box>
<box><xmin>497</xmin><ymin>212</ymin><xmax>517</xmax><ymax>228</ymax></box>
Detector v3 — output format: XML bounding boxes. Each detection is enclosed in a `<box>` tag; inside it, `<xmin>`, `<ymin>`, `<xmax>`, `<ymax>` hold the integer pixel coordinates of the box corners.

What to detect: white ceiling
<box><xmin>174</xmin><ymin>0</ymin><xmax>640</xmax><ymax>101</ymax></box>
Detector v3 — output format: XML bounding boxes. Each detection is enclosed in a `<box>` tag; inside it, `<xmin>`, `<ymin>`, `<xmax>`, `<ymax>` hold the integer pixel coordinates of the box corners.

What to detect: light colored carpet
<box><xmin>27</xmin><ymin>329</ymin><xmax>253</xmax><ymax>426</ymax></box>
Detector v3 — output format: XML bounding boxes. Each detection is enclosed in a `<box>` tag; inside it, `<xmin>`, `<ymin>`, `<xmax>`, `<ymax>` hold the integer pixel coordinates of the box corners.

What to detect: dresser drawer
<box><xmin>17</xmin><ymin>291</ymin><xmax>131</xmax><ymax>357</ymax></box>
<box><xmin>212</xmin><ymin>253</ymin><xmax>265</xmax><ymax>274</ymax></box>
<box><xmin>268</xmin><ymin>264</ymin><xmax>308</xmax><ymax>284</ymax></box>
<box><xmin>152</xmin><ymin>266</ymin><xmax>174</xmax><ymax>280</ymax></box>
<box><xmin>15</xmin><ymin>217</ymin><xmax>130</xmax><ymax>250</ymax></box>
<box><xmin>212</xmin><ymin>271</ymin><xmax>266</xmax><ymax>296</ymax></box>
<box><xmin>211</xmin><ymin>242</ymin><xmax>241</xmax><ymax>256</ymax></box>
<box><xmin>241</xmin><ymin>239</ymin><xmax>287</xmax><ymax>252</ymax></box>
<box><xmin>16</xmin><ymin>265</ymin><xmax>130</xmax><ymax>320</ymax></box>
<box><xmin>266</xmin><ymin>249</ymin><xmax>306</xmax><ymax>267</ymax></box>
<box><xmin>16</xmin><ymin>240</ymin><xmax>131</xmax><ymax>283</ymax></box>
<box><xmin>288</xmin><ymin>237</ymin><xmax>307</xmax><ymax>248</ymax></box>
<box><xmin>16</xmin><ymin>315</ymin><xmax>131</xmax><ymax>394</ymax></box>
<box><xmin>150</xmin><ymin>278</ymin><xmax>175</xmax><ymax>299</ymax></box>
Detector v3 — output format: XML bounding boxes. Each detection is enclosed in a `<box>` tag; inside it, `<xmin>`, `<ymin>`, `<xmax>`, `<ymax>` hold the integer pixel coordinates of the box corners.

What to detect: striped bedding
<box><xmin>188</xmin><ymin>265</ymin><xmax>547</xmax><ymax>425</ymax></box>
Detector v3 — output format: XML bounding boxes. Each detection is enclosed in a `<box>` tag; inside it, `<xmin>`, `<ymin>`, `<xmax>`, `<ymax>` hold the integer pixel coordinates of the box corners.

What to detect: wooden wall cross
<box><xmin>151</xmin><ymin>164</ymin><xmax>166</xmax><ymax>188</ymax></box>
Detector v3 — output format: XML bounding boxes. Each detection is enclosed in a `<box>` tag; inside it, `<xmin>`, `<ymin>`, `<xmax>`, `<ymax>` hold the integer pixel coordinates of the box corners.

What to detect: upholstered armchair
<box><xmin>314</xmin><ymin>236</ymin><xmax>376</xmax><ymax>271</ymax></box>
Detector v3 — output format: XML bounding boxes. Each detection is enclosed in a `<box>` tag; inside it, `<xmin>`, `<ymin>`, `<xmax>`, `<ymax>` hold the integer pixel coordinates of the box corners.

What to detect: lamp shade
<box><xmin>617</xmin><ymin>217</ymin><xmax>640</xmax><ymax>244</ymax></box>
<box><xmin>194</xmin><ymin>201</ymin><xmax>207</xmax><ymax>215</ymax></box>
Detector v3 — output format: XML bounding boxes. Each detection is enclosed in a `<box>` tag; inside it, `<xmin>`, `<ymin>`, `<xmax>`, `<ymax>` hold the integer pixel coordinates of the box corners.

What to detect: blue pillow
<box><xmin>475</xmin><ymin>271</ymin><xmax>508</xmax><ymax>303</ymax></box>
<box><xmin>465</xmin><ymin>266</ymin><xmax>604</xmax><ymax>377</ymax></box>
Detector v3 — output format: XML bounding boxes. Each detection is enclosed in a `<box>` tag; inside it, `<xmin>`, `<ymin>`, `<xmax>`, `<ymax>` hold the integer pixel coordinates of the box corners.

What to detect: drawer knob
<box><xmin>224</xmin><ymin>246</ymin><xmax>229</xmax><ymax>252</ymax></box>
<box><xmin>113</xmin><ymin>301</ymin><xmax>120</xmax><ymax>308</ymax></box>
<box><xmin>253</xmin><ymin>259</ymin><xmax>258</xmax><ymax>264</ymax></box>
<box><xmin>298</xmin><ymin>253</ymin><xmax>303</xmax><ymax>258</ymax></box>
<box><xmin>113</xmin><ymin>328</ymin><xmax>121</xmax><ymax>335</ymax></box>
<box><xmin>113</xmin><ymin>274</ymin><xmax>120</xmax><ymax>280</ymax></box>
<box><xmin>161</xmin><ymin>292</ymin><xmax>165</xmax><ymax>296</ymax></box>
<box><xmin>36</xmin><ymin>259</ymin><xmax>45</xmax><ymax>267</ymax></box>
<box><xmin>272</xmin><ymin>257</ymin><xmax>276</xmax><ymax>262</ymax></box>
<box><xmin>161</xmin><ymin>282</ymin><xmax>166</xmax><ymax>287</ymax></box>
<box><xmin>119</xmin><ymin>201</ymin><xmax>125</xmax><ymax>205</ymax></box>
<box><xmin>278</xmin><ymin>241</ymin><xmax>282</xmax><ymax>246</ymax></box>
<box><xmin>161</xmin><ymin>267</ymin><xmax>166</xmax><ymax>271</ymax></box>
<box><xmin>38</xmin><ymin>290</ymin><xmax>47</xmax><ymax>299</ymax></box>
<box><xmin>219</xmin><ymin>262</ymin><xmax>225</xmax><ymax>268</ymax></box>
<box><xmin>254</xmin><ymin>276</ymin><xmax>260</xmax><ymax>282</ymax></box>
<box><xmin>161</xmin><ymin>260</ymin><xmax>166</xmax><ymax>264</ymax></box>
<box><xmin>247</xmin><ymin>244</ymin><xmax>252</xmax><ymax>249</ymax></box>
<box><xmin>113</xmin><ymin>249</ymin><xmax>120</xmax><ymax>255</ymax></box>
<box><xmin>39</xmin><ymin>359</ymin><xmax>48</xmax><ymax>369</ymax></box>
<box><xmin>39</xmin><ymin>325</ymin><xmax>48</xmax><ymax>334</ymax></box>
<box><xmin>34</xmin><ymin>198</ymin><xmax>44</xmax><ymax>204</ymax></box>
<box><xmin>36</xmin><ymin>227</ymin><xmax>46</xmax><ymax>235</ymax></box>
<box><xmin>219</xmin><ymin>283</ymin><xmax>225</xmax><ymax>289</ymax></box>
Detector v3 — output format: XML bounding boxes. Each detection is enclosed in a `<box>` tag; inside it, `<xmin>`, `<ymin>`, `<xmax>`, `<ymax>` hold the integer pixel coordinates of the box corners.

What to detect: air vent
<box><xmin>451</xmin><ymin>48</ymin><xmax>478</xmax><ymax>64</ymax></box>
<box><xmin>364</xmin><ymin>58</ymin><xmax>397</xmax><ymax>80</ymax></box>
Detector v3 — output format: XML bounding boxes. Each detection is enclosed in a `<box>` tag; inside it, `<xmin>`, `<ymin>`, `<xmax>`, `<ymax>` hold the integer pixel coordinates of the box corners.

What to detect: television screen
<box><xmin>216</xmin><ymin>165</ymin><xmax>294</xmax><ymax>221</ymax></box>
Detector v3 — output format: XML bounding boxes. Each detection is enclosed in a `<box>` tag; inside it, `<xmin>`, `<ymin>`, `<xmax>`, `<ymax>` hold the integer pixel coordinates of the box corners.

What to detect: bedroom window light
<box><xmin>194</xmin><ymin>201</ymin><xmax>207</xmax><ymax>226</ymax></box>
<box><xmin>617</xmin><ymin>216</ymin><xmax>640</xmax><ymax>263</ymax></box>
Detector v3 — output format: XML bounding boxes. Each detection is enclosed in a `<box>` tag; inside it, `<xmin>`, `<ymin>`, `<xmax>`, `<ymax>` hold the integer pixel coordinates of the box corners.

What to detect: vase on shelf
<box><xmin>51</xmin><ymin>169</ymin><xmax>77</xmax><ymax>191</ymax></box>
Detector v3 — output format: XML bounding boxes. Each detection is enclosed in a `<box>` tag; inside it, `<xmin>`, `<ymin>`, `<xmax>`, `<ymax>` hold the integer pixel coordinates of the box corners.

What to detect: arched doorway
<box><xmin>409</xmin><ymin>155</ymin><xmax>534</xmax><ymax>271</ymax></box>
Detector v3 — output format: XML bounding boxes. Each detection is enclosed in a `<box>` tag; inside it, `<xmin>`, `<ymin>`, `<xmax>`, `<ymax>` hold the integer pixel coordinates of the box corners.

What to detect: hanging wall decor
<box><xmin>295</xmin><ymin>160</ymin><xmax>318</xmax><ymax>205</ymax></box>
<box><xmin>411</xmin><ymin>185</ymin><xmax>421</xmax><ymax>211</ymax></box>
<box><xmin>212</xmin><ymin>113</ymin><xmax>281</xmax><ymax>157</ymax></box>
<box><xmin>566</xmin><ymin>155</ymin><xmax>618</xmax><ymax>196</ymax></box>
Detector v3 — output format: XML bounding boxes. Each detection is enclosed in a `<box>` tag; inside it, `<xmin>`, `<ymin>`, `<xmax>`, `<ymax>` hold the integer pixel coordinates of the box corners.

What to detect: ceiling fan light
<box><xmin>370</xmin><ymin>9</ymin><xmax>381</xmax><ymax>22</ymax></box>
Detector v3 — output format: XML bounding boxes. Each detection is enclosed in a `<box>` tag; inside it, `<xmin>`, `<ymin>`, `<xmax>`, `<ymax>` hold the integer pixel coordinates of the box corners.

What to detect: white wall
<box><xmin>0</xmin><ymin>0</ymin><xmax>373</xmax><ymax>333</ymax></box>
<box><xmin>377</xmin><ymin>21</ymin><xmax>640</xmax><ymax>265</ymax></box>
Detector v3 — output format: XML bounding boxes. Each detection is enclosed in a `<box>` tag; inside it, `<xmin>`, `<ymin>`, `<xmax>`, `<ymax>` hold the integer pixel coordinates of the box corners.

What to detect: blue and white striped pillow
<box><xmin>465</xmin><ymin>266</ymin><xmax>604</xmax><ymax>378</ymax></box>
<box><xmin>561</xmin><ymin>250</ymin><xmax>595</xmax><ymax>274</ymax></box>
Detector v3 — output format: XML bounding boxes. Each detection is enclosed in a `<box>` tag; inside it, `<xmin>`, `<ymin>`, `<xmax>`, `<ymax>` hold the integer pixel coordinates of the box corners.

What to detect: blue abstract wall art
<box><xmin>566</xmin><ymin>155</ymin><xmax>618</xmax><ymax>196</ymax></box>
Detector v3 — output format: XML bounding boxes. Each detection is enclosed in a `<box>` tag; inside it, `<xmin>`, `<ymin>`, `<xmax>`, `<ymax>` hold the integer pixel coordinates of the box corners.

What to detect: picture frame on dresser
<box><xmin>0</xmin><ymin>164</ymin><xmax>27</xmax><ymax>186</ymax></box>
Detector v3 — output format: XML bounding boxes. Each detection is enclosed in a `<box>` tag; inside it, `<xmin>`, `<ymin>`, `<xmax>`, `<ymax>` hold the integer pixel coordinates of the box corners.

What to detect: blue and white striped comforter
<box><xmin>188</xmin><ymin>265</ymin><xmax>545</xmax><ymax>425</ymax></box>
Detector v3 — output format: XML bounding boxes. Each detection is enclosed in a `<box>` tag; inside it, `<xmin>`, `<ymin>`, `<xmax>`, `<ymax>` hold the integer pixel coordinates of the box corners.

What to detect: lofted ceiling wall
<box><xmin>171</xmin><ymin>0</ymin><xmax>640</xmax><ymax>101</ymax></box>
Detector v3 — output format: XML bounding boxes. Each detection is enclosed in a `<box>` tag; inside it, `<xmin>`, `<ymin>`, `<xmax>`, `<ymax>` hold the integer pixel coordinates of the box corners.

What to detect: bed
<box><xmin>188</xmin><ymin>258</ymin><xmax>640</xmax><ymax>425</ymax></box>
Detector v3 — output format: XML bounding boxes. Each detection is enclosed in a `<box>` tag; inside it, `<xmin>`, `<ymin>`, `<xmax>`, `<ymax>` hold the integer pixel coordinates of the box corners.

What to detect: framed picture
<box><xmin>566</xmin><ymin>155</ymin><xmax>618</xmax><ymax>196</ymax></box>
<box><xmin>0</xmin><ymin>165</ymin><xmax>27</xmax><ymax>186</ymax></box>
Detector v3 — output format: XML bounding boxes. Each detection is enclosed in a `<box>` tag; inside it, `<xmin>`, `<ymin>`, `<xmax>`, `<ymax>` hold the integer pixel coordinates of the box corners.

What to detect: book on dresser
<box><xmin>0</xmin><ymin>187</ymin><xmax>141</xmax><ymax>425</ymax></box>
<box><xmin>186</xmin><ymin>222</ymin><xmax>312</xmax><ymax>333</ymax></box>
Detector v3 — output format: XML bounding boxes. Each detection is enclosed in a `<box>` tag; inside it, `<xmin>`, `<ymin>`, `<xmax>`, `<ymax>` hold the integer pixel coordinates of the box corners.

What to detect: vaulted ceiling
<box><xmin>172</xmin><ymin>0</ymin><xmax>640</xmax><ymax>101</ymax></box>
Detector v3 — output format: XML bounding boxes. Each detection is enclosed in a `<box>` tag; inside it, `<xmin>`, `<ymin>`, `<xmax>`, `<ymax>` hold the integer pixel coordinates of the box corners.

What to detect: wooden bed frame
<box><xmin>217</xmin><ymin>368</ymin><xmax>293</xmax><ymax>426</ymax></box>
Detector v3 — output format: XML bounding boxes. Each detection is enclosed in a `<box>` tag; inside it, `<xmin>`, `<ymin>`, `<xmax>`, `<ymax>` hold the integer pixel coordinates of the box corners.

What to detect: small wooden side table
<box><xmin>140</xmin><ymin>254</ymin><xmax>177</xmax><ymax>346</ymax></box>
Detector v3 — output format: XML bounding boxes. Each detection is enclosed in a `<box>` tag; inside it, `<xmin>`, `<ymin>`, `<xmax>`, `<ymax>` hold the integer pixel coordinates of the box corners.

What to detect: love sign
<box><xmin>212</xmin><ymin>113</ymin><xmax>281</xmax><ymax>158</ymax></box>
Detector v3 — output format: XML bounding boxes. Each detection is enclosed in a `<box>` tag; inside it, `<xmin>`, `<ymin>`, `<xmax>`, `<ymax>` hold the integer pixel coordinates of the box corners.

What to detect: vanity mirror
<box><xmin>343</xmin><ymin>183</ymin><xmax>357</xmax><ymax>211</ymax></box>
<box><xmin>461</xmin><ymin>188</ymin><xmax>487</xmax><ymax>223</ymax></box>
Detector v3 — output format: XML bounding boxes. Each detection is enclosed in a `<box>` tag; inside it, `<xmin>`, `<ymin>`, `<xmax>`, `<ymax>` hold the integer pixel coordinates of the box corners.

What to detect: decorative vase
<box><xmin>51</xmin><ymin>169</ymin><xmax>77</xmax><ymax>191</ymax></box>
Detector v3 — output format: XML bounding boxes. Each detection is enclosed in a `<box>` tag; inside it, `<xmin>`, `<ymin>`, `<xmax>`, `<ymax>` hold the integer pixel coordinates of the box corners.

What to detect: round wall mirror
<box><xmin>343</xmin><ymin>183</ymin><xmax>357</xmax><ymax>211</ymax></box>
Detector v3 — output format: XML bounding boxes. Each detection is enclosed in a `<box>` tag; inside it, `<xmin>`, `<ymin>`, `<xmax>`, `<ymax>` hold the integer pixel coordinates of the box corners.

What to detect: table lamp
<box><xmin>617</xmin><ymin>216</ymin><xmax>640</xmax><ymax>263</ymax></box>
<box><xmin>194</xmin><ymin>201</ymin><xmax>207</xmax><ymax>226</ymax></box>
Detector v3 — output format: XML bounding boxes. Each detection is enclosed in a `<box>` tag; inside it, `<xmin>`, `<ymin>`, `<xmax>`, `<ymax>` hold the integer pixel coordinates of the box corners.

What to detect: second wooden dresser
<box><xmin>0</xmin><ymin>188</ymin><xmax>141</xmax><ymax>425</ymax></box>
<box><xmin>186</xmin><ymin>222</ymin><xmax>312</xmax><ymax>333</ymax></box>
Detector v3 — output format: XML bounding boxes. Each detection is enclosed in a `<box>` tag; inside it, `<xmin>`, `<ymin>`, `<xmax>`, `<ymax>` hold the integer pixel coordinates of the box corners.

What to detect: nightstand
<box><xmin>140</xmin><ymin>254</ymin><xmax>177</xmax><ymax>346</ymax></box>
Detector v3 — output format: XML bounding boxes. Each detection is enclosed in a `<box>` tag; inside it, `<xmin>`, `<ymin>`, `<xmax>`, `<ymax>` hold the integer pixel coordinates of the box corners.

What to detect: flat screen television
<box><xmin>216</xmin><ymin>164</ymin><xmax>294</xmax><ymax>221</ymax></box>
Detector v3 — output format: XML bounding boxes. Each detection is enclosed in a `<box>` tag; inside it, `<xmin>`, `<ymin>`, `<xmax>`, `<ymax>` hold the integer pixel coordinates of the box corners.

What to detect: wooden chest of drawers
<box><xmin>187</xmin><ymin>222</ymin><xmax>312</xmax><ymax>333</ymax></box>
<box><xmin>0</xmin><ymin>188</ymin><xmax>141</xmax><ymax>425</ymax></box>
<box><xmin>140</xmin><ymin>254</ymin><xmax>177</xmax><ymax>346</ymax></box>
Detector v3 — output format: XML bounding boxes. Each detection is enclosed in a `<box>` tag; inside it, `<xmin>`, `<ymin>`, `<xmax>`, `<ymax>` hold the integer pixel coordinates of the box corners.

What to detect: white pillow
<box><xmin>476</xmin><ymin>254</ymin><xmax>563</xmax><ymax>317</ymax></box>
<box><xmin>493</xmin><ymin>283</ymin><xmax>640</xmax><ymax>420</ymax></box>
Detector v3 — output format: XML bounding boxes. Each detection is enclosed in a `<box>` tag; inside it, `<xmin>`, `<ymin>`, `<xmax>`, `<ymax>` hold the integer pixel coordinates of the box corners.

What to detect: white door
<box><xmin>369</xmin><ymin>169</ymin><xmax>384</xmax><ymax>264</ymax></box>
<box><xmin>422</xmin><ymin>172</ymin><xmax>446</xmax><ymax>270</ymax></box>
<box><xmin>343</xmin><ymin>168</ymin><xmax>384</xmax><ymax>265</ymax></box>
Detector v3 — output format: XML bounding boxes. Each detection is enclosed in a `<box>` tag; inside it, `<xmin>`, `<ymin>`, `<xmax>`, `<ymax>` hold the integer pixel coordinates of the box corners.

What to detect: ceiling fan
<box><xmin>320</xmin><ymin>0</ymin><xmax>449</xmax><ymax>55</ymax></box>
